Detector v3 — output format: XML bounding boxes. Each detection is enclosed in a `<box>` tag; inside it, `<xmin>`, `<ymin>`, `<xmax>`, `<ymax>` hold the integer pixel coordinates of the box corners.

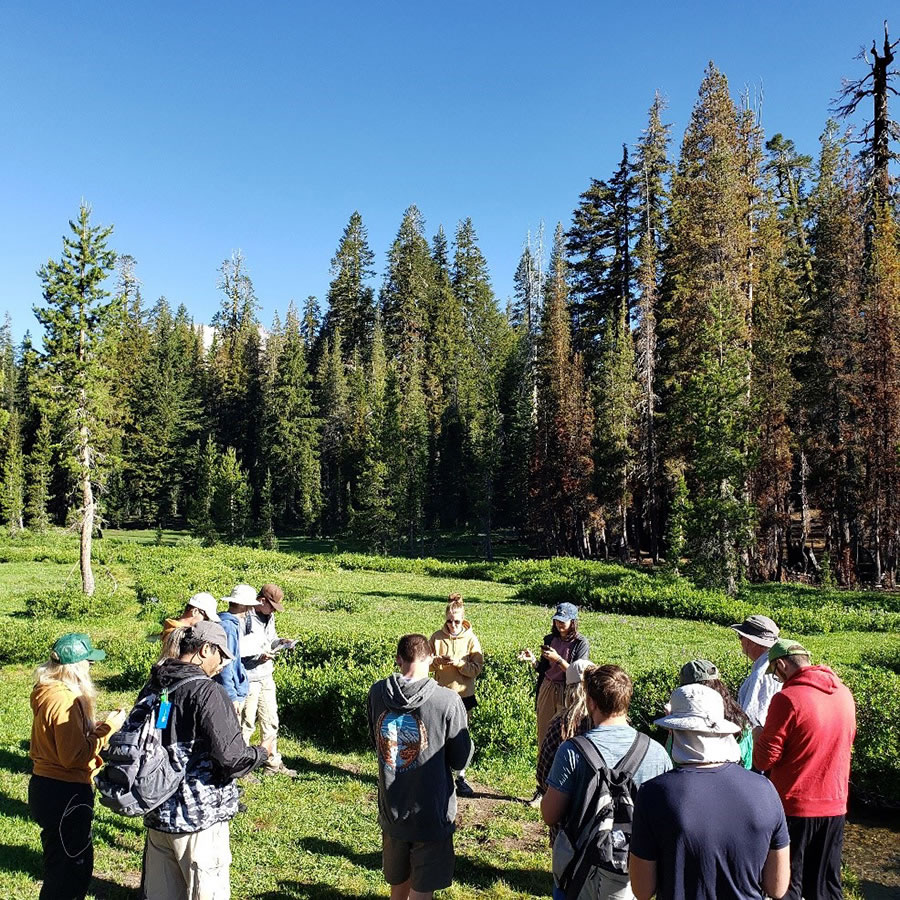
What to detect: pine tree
<box><xmin>804</xmin><ymin>122</ymin><xmax>866</xmax><ymax>584</ymax></box>
<box><xmin>663</xmin><ymin>64</ymin><xmax>755</xmax><ymax>592</ymax></box>
<box><xmin>632</xmin><ymin>94</ymin><xmax>672</xmax><ymax>561</ymax></box>
<box><xmin>318</xmin><ymin>331</ymin><xmax>349</xmax><ymax>534</ymax></box>
<box><xmin>350</xmin><ymin>317</ymin><xmax>394</xmax><ymax>549</ymax></box>
<box><xmin>268</xmin><ymin>303</ymin><xmax>321</xmax><ymax>529</ymax></box>
<box><xmin>207</xmin><ymin>251</ymin><xmax>261</xmax><ymax>469</ymax></box>
<box><xmin>859</xmin><ymin>203</ymin><xmax>900</xmax><ymax>584</ymax></box>
<box><xmin>380</xmin><ymin>206</ymin><xmax>433</xmax><ymax>374</ymax></box>
<box><xmin>452</xmin><ymin>218</ymin><xmax>511</xmax><ymax>555</ymax></box>
<box><xmin>530</xmin><ymin>225</ymin><xmax>597</xmax><ymax>556</ymax></box>
<box><xmin>212</xmin><ymin>446</ymin><xmax>251</xmax><ymax>543</ymax></box>
<box><xmin>34</xmin><ymin>204</ymin><xmax>119</xmax><ymax>594</ymax></box>
<box><xmin>25</xmin><ymin>412</ymin><xmax>52</xmax><ymax>530</ymax></box>
<box><xmin>189</xmin><ymin>437</ymin><xmax>219</xmax><ymax>544</ymax></box>
<box><xmin>567</xmin><ymin>145</ymin><xmax>635</xmax><ymax>374</ymax></box>
<box><xmin>2</xmin><ymin>409</ymin><xmax>25</xmax><ymax>531</ymax></box>
<box><xmin>324</xmin><ymin>212</ymin><xmax>376</xmax><ymax>358</ymax></box>
<box><xmin>259</xmin><ymin>468</ymin><xmax>277</xmax><ymax>550</ymax></box>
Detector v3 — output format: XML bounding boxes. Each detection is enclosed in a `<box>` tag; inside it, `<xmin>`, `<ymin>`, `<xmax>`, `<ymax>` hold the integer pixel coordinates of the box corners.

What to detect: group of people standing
<box><xmin>26</xmin><ymin>587</ymin><xmax>857</xmax><ymax>900</ymax></box>
<box><xmin>369</xmin><ymin>604</ymin><xmax>857</xmax><ymax>900</ymax></box>
<box><xmin>27</xmin><ymin>582</ymin><xmax>293</xmax><ymax>899</ymax></box>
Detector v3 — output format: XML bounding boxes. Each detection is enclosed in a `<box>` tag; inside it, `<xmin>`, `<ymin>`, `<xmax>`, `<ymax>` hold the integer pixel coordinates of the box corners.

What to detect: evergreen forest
<box><xmin>5</xmin><ymin>34</ymin><xmax>900</xmax><ymax>596</ymax></box>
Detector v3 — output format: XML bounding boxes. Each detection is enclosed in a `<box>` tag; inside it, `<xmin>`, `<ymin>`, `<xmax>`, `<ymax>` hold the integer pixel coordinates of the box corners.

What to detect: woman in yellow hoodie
<box><xmin>28</xmin><ymin>633</ymin><xmax>126</xmax><ymax>900</ymax></box>
<box><xmin>430</xmin><ymin>594</ymin><xmax>483</xmax><ymax>797</ymax></box>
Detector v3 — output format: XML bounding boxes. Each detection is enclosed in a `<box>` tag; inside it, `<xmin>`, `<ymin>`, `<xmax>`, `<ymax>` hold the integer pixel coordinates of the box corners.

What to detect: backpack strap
<box><xmin>611</xmin><ymin>731</ymin><xmax>651</xmax><ymax>780</ymax></box>
<box><xmin>165</xmin><ymin>674</ymin><xmax>208</xmax><ymax>695</ymax></box>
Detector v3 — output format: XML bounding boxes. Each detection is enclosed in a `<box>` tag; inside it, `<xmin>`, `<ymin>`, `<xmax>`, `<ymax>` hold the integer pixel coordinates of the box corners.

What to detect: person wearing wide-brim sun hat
<box><xmin>729</xmin><ymin>613</ymin><xmax>782</xmax><ymax>730</ymax></box>
<box><xmin>28</xmin><ymin>633</ymin><xmax>128</xmax><ymax>900</ymax></box>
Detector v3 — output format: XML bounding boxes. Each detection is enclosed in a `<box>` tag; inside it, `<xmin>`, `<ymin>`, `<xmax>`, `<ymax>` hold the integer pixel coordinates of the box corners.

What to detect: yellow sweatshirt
<box><xmin>429</xmin><ymin>622</ymin><xmax>484</xmax><ymax>698</ymax></box>
<box><xmin>29</xmin><ymin>682</ymin><xmax>112</xmax><ymax>784</ymax></box>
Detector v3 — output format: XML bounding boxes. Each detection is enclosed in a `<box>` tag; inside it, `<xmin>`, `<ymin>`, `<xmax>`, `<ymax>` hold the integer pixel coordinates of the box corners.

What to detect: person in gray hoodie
<box><xmin>368</xmin><ymin>633</ymin><xmax>472</xmax><ymax>900</ymax></box>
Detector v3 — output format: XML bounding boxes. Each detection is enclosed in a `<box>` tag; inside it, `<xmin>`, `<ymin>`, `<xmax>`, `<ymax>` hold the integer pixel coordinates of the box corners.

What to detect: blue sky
<box><xmin>0</xmin><ymin>2</ymin><xmax>892</xmax><ymax>341</ymax></box>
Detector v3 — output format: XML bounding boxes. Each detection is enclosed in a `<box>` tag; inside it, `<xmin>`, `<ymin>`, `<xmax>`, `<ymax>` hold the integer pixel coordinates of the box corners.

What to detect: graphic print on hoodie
<box><xmin>368</xmin><ymin>673</ymin><xmax>472</xmax><ymax>842</ymax></box>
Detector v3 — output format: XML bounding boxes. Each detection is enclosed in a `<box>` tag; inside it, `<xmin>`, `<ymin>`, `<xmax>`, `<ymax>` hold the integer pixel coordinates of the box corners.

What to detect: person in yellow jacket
<box><xmin>28</xmin><ymin>633</ymin><xmax>127</xmax><ymax>900</ymax></box>
<box><xmin>430</xmin><ymin>594</ymin><xmax>483</xmax><ymax>797</ymax></box>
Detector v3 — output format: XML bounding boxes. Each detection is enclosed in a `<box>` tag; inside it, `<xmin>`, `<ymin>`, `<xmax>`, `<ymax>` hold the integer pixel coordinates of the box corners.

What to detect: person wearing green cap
<box><xmin>754</xmin><ymin>639</ymin><xmax>857</xmax><ymax>900</ymax></box>
<box><xmin>28</xmin><ymin>633</ymin><xmax>127</xmax><ymax>900</ymax></box>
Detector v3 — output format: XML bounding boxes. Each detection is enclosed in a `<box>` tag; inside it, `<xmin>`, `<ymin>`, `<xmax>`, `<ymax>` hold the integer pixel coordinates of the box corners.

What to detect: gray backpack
<box><xmin>95</xmin><ymin>675</ymin><xmax>206</xmax><ymax>817</ymax></box>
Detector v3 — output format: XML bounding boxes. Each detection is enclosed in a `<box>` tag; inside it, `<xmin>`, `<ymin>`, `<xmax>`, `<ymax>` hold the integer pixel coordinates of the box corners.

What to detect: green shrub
<box><xmin>0</xmin><ymin>619</ymin><xmax>61</xmax><ymax>665</ymax></box>
<box><xmin>24</xmin><ymin>586</ymin><xmax>129</xmax><ymax>619</ymax></box>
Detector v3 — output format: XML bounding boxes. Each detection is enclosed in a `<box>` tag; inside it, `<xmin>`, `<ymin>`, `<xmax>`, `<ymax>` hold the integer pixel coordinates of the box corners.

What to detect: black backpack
<box><xmin>552</xmin><ymin>731</ymin><xmax>650</xmax><ymax>900</ymax></box>
<box><xmin>95</xmin><ymin>674</ymin><xmax>206</xmax><ymax>817</ymax></box>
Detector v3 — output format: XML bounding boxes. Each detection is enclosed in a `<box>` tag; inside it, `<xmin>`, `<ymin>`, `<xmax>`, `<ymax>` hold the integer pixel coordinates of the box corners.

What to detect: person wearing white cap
<box><xmin>215</xmin><ymin>584</ymin><xmax>259</xmax><ymax>713</ymax></box>
<box><xmin>159</xmin><ymin>592</ymin><xmax>221</xmax><ymax>660</ymax></box>
<box><xmin>629</xmin><ymin>684</ymin><xmax>790</xmax><ymax>900</ymax></box>
<box><xmin>729</xmin><ymin>614</ymin><xmax>782</xmax><ymax>730</ymax></box>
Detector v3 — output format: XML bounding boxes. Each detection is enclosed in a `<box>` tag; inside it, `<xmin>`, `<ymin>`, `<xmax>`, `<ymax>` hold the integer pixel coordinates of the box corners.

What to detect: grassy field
<box><xmin>0</xmin><ymin>529</ymin><xmax>895</xmax><ymax>898</ymax></box>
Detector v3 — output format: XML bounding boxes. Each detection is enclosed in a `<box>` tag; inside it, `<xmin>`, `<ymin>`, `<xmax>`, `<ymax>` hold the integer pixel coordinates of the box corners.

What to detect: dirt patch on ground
<box><xmin>843</xmin><ymin>806</ymin><xmax>900</xmax><ymax>899</ymax></box>
<box><xmin>456</xmin><ymin>784</ymin><xmax>548</xmax><ymax>854</ymax></box>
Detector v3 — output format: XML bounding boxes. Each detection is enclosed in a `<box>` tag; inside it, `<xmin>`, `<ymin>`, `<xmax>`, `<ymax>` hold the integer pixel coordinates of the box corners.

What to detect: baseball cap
<box><xmin>187</xmin><ymin>592</ymin><xmax>220</xmax><ymax>622</ymax></box>
<box><xmin>189</xmin><ymin>621</ymin><xmax>234</xmax><ymax>660</ymax></box>
<box><xmin>730</xmin><ymin>614</ymin><xmax>779</xmax><ymax>647</ymax></box>
<box><xmin>258</xmin><ymin>583</ymin><xmax>284</xmax><ymax>612</ymax></box>
<box><xmin>51</xmin><ymin>633</ymin><xmax>106</xmax><ymax>665</ymax></box>
<box><xmin>223</xmin><ymin>584</ymin><xmax>259</xmax><ymax>606</ymax></box>
<box><xmin>679</xmin><ymin>659</ymin><xmax>719</xmax><ymax>685</ymax></box>
<box><xmin>553</xmin><ymin>602</ymin><xmax>578</xmax><ymax>623</ymax></box>
<box><xmin>765</xmin><ymin>639</ymin><xmax>809</xmax><ymax>674</ymax></box>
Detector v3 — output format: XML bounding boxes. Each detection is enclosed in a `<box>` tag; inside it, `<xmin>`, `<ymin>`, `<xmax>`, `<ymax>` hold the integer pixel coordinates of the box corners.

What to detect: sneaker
<box><xmin>526</xmin><ymin>788</ymin><xmax>543</xmax><ymax>808</ymax></box>
<box><xmin>455</xmin><ymin>776</ymin><xmax>475</xmax><ymax>798</ymax></box>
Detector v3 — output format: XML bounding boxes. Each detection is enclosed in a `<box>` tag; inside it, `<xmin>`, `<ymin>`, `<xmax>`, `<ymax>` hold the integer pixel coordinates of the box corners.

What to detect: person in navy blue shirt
<box><xmin>630</xmin><ymin>684</ymin><xmax>790</xmax><ymax>900</ymax></box>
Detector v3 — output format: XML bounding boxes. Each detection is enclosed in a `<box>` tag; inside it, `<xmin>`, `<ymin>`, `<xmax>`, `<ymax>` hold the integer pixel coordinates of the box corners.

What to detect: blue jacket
<box><xmin>214</xmin><ymin>612</ymin><xmax>250</xmax><ymax>701</ymax></box>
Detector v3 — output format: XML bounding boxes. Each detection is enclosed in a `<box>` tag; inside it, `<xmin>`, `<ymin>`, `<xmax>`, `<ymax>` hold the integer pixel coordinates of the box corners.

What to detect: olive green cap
<box><xmin>765</xmin><ymin>639</ymin><xmax>808</xmax><ymax>674</ymax></box>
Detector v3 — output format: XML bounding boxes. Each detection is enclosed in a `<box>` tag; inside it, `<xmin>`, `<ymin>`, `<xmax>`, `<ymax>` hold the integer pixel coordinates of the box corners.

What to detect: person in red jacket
<box><xmin>753</xmin><ymin>639</ymin><xmax>856</xmax><ymax>900</ymax></box>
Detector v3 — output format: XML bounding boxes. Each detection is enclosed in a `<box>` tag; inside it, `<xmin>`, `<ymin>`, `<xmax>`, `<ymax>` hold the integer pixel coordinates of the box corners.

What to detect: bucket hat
<box><xmin>654</xmin><ymin>684</ymin><xmax>741</xmax><ymax>734</ymax></box>
<box><xmin>730</xmin><ymin>614</ymin><xmax>779</xmax><ymax>647</ymax></box>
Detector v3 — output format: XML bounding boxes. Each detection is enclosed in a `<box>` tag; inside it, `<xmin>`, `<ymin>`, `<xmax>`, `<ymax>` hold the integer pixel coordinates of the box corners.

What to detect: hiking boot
<box><xmin>526</xmin><ymin>788</ymin><xmax>543</xmax><ymax>808</ymax></box>
<box><xmin>455</xmin><ymin>775</ymin><xmax>475</xmax><ymax>798</ymax></box>
<box><xmin>263</xmin><ymin>763</ymin><xmax>298</xmax><ymax>778</ymax></box>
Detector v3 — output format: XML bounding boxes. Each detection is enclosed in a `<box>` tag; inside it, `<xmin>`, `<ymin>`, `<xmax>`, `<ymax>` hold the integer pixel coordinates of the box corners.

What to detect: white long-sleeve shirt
<box><xmin>238</xmin><ymin>611</ymin><xmax>278</xmax><ymax>682</ymax></box>
<box><xmin>737</xmin><ymin>652</ymin><xmax>782</xmax><ymax>728</ymax></box>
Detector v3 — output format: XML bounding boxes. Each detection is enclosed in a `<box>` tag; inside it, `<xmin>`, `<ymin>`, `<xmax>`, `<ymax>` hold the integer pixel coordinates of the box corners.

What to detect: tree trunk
<box><xmin>80</xmin><ymin>440</ymin><xmax>95</xmax><ymax>596</ymax></box>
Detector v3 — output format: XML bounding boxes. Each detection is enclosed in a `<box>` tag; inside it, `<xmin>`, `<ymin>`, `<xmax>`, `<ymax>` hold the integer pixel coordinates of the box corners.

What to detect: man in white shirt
<box><xmin>730</xmin><ymin>614</ymin><xmax>781</xmax><ymax>731</ymax></box>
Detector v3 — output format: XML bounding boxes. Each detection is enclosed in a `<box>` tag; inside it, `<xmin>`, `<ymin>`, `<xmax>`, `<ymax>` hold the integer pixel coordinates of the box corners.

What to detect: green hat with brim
<box><xmin>765</xmin><ymin>639</ymin><xmax>808</xmax><ymax>675</ymax></box>
<box><xmin>51</xmin><ymin>633</ymin><xmax>106</xmax><ymax>665</ymax></box>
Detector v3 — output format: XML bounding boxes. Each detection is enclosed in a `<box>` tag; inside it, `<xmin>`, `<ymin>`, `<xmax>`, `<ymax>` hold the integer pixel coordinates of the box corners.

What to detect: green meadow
<box><xmin>0</xmin><ymin>529</ymin><xmax>896</xmax><ymax>898</ymax></box>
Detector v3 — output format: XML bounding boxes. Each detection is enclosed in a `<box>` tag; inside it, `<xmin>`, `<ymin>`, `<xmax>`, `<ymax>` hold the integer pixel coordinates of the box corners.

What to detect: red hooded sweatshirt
<box><xmin>753</xmin><ymin>665</ymin><xmax>856</xmax><ymax>817</ymax></box>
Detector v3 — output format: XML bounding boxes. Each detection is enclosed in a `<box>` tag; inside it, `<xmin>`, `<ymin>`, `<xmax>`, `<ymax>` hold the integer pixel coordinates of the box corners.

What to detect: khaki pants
<box><xmin>143</xmin><ymin>821</ymin><xmax>231</xmax><ymax>900</ymax></box>
<box><xmin>536</xmin><ymin>679</ymin><xmax>566</xmax><ymax>748</ymax></box>
<box><xmin>240</xmin><ymin>676</ymin><xmax>281</xmax><ymax>767</ymax></box>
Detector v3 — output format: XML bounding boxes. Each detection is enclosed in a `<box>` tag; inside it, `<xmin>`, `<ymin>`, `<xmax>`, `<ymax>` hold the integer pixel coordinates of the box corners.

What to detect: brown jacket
<box><xmin>29</xmin><ymin>682</ymin><xmax>112</xmax><ymax>783</ymax></box>
<box><xmin>429</xmin><ymin>622</ymin><xmax>484</xmax><ymax>698</ymax></box>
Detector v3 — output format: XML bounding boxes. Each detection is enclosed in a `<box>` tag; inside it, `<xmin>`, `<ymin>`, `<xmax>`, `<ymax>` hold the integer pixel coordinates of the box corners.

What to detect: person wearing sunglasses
<box><xmin>430</xmin><ymin>594</ymin><xmax>483</xmax><ymax>797</ymax></box>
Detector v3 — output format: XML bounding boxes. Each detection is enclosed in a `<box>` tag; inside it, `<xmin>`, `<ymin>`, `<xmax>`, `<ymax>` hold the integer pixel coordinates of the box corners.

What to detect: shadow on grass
<box><xmin>286</xmin><ymin>755</ymin><xmax>377</xmax><ymax>787</ymax></box>
<box><xmin>257</xmin><ymin>883</ymin><xmax>382</xmax><ymax>900</ymax></box>
<box><xmin>295</xmin><ymin>835</ymin><xmax>551</xmax><ymax>897</ymax></box>
<box><xmin>0</xmin><ymin>744</ymin><xmax>32</xmax><ymax>775</ymax></box>
<box><xmin>297</xmin><ymin>836</ymin><xmax>380</xmax><ymax>871</ymax></box>
<box><xmin>455</xmin><ymin>851</ymin><xmax>552</xmax><ymax>895</ymax></box>
<box><xmin>0</xmin><ymin>841</ymin><xmax>41</xmax><ymax>879</ymax></box>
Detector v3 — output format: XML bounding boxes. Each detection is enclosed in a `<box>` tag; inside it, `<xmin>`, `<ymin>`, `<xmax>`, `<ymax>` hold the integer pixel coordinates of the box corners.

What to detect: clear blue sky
<box><xmin>0</xmin><ymin>1</ymin><xmax>892</xmax><ymax>341</ymax></box>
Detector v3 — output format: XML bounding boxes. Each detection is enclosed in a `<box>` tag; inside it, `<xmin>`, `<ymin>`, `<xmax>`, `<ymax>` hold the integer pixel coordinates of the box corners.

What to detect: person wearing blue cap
<box><xmin>28</xmin><ymin>633</ymin><xmax>127</xmax><ymax>900</ymax></box>
<box><xmin>518</xmin><ymin>602</ymin><xmax>589</xmax><ymax>806</ymax></box>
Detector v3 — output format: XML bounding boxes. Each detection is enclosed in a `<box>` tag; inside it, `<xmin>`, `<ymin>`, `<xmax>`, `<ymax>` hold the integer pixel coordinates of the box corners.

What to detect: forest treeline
<box><xmin>3</xmin><ymin>41</ymin><xmax>900</xmax><ymax>594</ymax></box>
